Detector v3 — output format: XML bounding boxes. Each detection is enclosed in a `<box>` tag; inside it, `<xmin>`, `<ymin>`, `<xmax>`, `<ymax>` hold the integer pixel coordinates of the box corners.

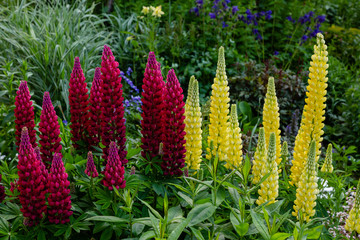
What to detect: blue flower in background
<box><xmin>222</xmin><ymin>21</ymin><xmax>228</xmax><ymax>28</ymax></box>
<box><xmin>252</xmin><ymin>28</ymin><xmax>262</xmax><ymax>40</ymax></box>
<box><xmin>274</xmin><ymin>51</ymin><xmax>279</xmax><ymax>55</ymax></box>
<box><xmin>315</xmin><ymin>15</ymin><xmax>325</xmax><ymax>23</ymax></box>
<box><xmin>232</xmin><ymin>6</ymin><xmax>239</xmax><ymax>15</ymax></box>
<box><xmin>265</xmin><ymin>10</ymin><xmax>272</xmax><ymax>20</ymax></box>
<box><xmin>209</xmin><ymin>12</ymin><xmax>216</xmax><ymax>19</ymax></box>
<box><xmin>63</xmin><ymin>119</ymin><xmax>68</xmax><ymax>126</ymax></box>
<box><xmin>126</xmin><ymin>67</ymin><xmax>133</xmax><ymax>76</ymax></box>
<box><xmin>120</xmin><ymin>70</ymin><xmax>140</xmax><ymax>93</ymax></box>
<box><xmin>286</xmin><ymin>16</ymin><xmax>296</xmax><ymax>23</ymax></box>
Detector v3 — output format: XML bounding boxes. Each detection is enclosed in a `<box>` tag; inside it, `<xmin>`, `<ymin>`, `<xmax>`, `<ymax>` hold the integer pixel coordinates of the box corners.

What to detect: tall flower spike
<box><xmin>290</xmin><ymin>33</ymin><xmax>328</xmax><ymax>186</ymax></box>
<box><xmin>14</xmin><ymin>81</ymin><xmax>37</xmax><ymax>150</ymax></box>
<box><xmin>252</xmin><ymin>127</ymin><xmax>267</xmax><ymax>184</ymax></box>
<box><xmin>0</xmin><ymin>174</ymin><xmax>5</xmax><ymax>203</ymax></box>
<box><xmin>141</xmin><ymin>52</ymin><xmax>165</xmax><ymax>162</ymax></box>
<box><xmin>34</xmin><ymin>146</ymin><xmax>49</xmax><ymax>180</ymax></box>
<box><xmin>345</xmin><ymin>180</ymin><xmax>360</xmax><ymax>234</ymax></box>
<box><xmin>17</xmin><ymin>127</ymin><xmax>47</xmax><ymax>226</ymax></box>
<box><xmin>161</xmin><ymin>69</ymin><xmax>186</xmax><ymax>176</ymax></box>
<box><xmin>100</xmin><ymin>45</ymin><xmax>127</xmax><ymax>165</ymax></box>
<box><xmin>39</xmin><ymin>92</ymin><xmax>62</xmax><ymax>167</ymax></box>
<box><xmin>280</xmin><ymin>141</ymin><xmax>289</xmax><ymax>165</ymax></box>
<box><xmin>184</xmin><ymin>76</ymin><xmax>202</xmax><ymax>170</ymax></box>
<box><xmin>262</xmin><ymin>77</ymin><xmax>281</xmax><ymax>171</ymax></box>
<box><xmin>293</xmin><ymin>140</ymin><xmax>319</xmax><ymax>222</ymax></box>
<box><xmin>85</xmin><ymin>151</ymin><xmax>98</xmax><ymax>178</ymax></box>
<box><xmin>226</xmin><ymin>104</ymin><xmax>243</xmax><ymax>169</ymax></box>
<box><xmin>256</xmin><ymin>132</ymin><xmax>278</xmax><ymax>205</ymax></box>
<box><xmin>88</xmin><ymin>68</ymin><xmax>103</xmax><ymax>147</ymax></box>
<box><xmin>206</xmin><ymin>46</ymin><xmax>230</xmax><ymax>162</ymax></box>
<box><xmin>69</xmin><ymin>57</ymin><xmax>89</xmax><ymax>148</ymax></box>
<box><xmin>48</xmin><ymin>153</ymin><xmax>73</xmax><ymax>224</ymax></box>
<box><xmin>102</xmin><ymin>142</ymin><xmax>126</xmax><ymax>190</ymax></box>
<box><xmin>321</xmin><ymin>143</ymin><xmax>333</xmax><ymax>173</ymax></box>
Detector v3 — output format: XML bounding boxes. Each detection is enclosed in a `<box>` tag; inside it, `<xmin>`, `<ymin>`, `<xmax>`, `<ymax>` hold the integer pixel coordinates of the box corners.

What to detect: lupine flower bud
<box><xmin>256</xmin><ymin>132</ymin><xmax>279</xmax><ymax>205</ymax></box>
<box><xmin>102</xmin><ymin>142</ymin><xmax>126</xmax><ymax>190</ymax></box>
<box><xmin>252</xmin><ymin>128</ymin><xmax>267</xmax><ymax>184</ymax></box>
<box><xmin>161</xmin><ymin>69</ymin><xmax>186</xmax><ymax>176</ymax></box>
<box><xmin>14</xmin><ymin>81</ymin><xmax>37</xmax><ymax>150</ymax></box>
<box><xmin>290</xmin><ymin>33</ymin><xmax>328</xmax><ymax>186</ymax></box>
<box><xmin>85</xmin><ymin>151</ymin><xmax>98</xmax><ymax>178</ymax></box>
<box><xmin>39</xmin><ymin>92</ymin><xmax>62</xmax><ymax>167</ymax></box>
<box><xmin>0</xmin><ymin>174</ymin><xmax>5</xmax><ymax>203</ymax></box>
<box><xmin>321</xmin><ymin>144</ymin><xmax>333</xmax><ymax>173</ymax></box>
<box><xmin>280</xmin><ymin>141</ymin><xmax>288</xmax><ymax>164</ymax></box>
<box><xmin>262</xmin><ymin>77</ymin><xmax>281</xmax><ymax>171</ymax></box>
<box><xmin>48</xmin><ymin>153</ymin><xmax>73</xmax><ymax>224</ymax></box>
<box><xmin>88</xmin><ymin>68</ymin><xmax>103</xmax><ymax>147</ymax></box>
<box><xmin>226</xmin><ymin>104</ymin><xmax>243</xmax><ymax>169</ymax></box>
<box><xmin>141</xmin><ymin>52</ymin><xmax>165</xmax><ymax>162</ymax></box>
<box><xmin>69</xmin><ymin>57</ymin><xmax>89</xmax><ymax>148</ymax></box>
<box><xmin>293</xmin><ymin>140</ymin><xmax>319</xmax><ymax>222</ymax></box>
<box><xmin>345</xmin><ymin>180</ymin><xmax>360</xmax><ymax>233</ymax></box>
<box><xmin>206</xmin><ymin>46</ymin><xmax>230</xmax><ymax>162</ymax></box>
<box><xmin>17</xmin><ymin>127</ymin><xmax>47</xmax><ymax>226</ymax></box>
<box><xmin>184</xmin><ymin>76</ymin><xmax>202</xmax><ymax>170</ymax></box>
<box><xmin>100</xmin><ymin>45</ymin><xmax>127</xmax><ymax>165</ymax></box>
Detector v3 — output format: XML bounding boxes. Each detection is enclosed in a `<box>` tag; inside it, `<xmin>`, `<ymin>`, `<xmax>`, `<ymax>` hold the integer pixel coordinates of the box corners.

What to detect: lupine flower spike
<box><xmin>17</xmin><ymin>127</ymin><xmax>47</xmax><ymax>226</ymax></box>
<box><xmin>161</xmin><ymin>69</ymin><xmax>186</xmax><ymax>176</ymax></box>
<box><xmin>256</xmin><ymin>132</ymin><xmax>279</xmax><ymax>205</ymax></box>
<box><xmin>321</xmin><ymin>143</ymin><xmax>333</xmax><ymax>173</ymax></box>
<box><xmin>48</xmin><ymin>153</ymin><xmax>73</xmax><ymax>224</ymax></box>
<box><xmin>262</xmin><ymin>77</ymin><xmax>281</xmax><ymax>171</ymax></box>
<box><xmin>88</xmin><ymin>68</ymin><xmax>103</xmax><ymax>147</ymax></box>
<box><xmin>252</xmin><ymin>127</ymin><xmax>267</xmax><ymax>184</ymax></box>
<box><xmin>206</xmin><ymin>46</ymin><xmax>230</xmax><ymax>162</ymax></box>
<box><xmin>14</xmin><ymin>81</ymin><xmax>37</xmax><ymax>150</ymax></box>
<box><xmin>100</xmin><ymin>45</ymin><xmax>127</xmax><ymax>164</ymax></box>
<box><xmin>141</xmin><ymin>52</ymin><xmax>165</xmax><ymax>162</ymax></box>
<box><xmin>0</xmin><ymin>174</ymin><xmax>5</xmax><ymax>203</ymax></box>
<box><xmin>293</xmin><ymin>140</ymin><xmax>319</xmax><ymax>222</ymax></box>
<box><xmin>85</xmin><ymin>151</ymin><xmax>98</xmax><ymax>178</ymax></box>
<box><xmin>226</xmin><ymin>104</ymin><xmax>243</xmax><ymax>169</ymax></box>
<box><xmin>102</xmin><ymin>142</ymin><xmax>126</xmax><ymax>190</ymax></box>
<box><xmin>39</xmin><ymin>92</ymin><xmax>62</xmax><ymax>167</ymax></box>
<box><xmin>280</xmin><ymin>141</ymin><xmax>289</xmax><ymax>165</ymax></box>
<box><xmin>69</xmin><ymin>57</ymin><xmax>89</xmax><ymax>148</ymax></box>
<box><xmin>34</xmin><ymin>146</ymin><xmax>49</xmax><ymax>180</ymax></box>
<box><xmin>184</xmin><ymin>76</ymin><xmax>202</xmax><ymax>170</ymax></box>
<box><xmin>290</xmin><ymin>33</ymin><xmax>328</xmax><ymax>186</ymax></box>
<box><xmin>345</xmin><ymin>180</ymin><xmax>360</xmax><ymax>234</ymax></box>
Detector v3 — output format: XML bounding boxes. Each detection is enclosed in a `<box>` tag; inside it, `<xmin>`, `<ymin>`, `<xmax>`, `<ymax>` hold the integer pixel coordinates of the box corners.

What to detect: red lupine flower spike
<box><xmin>88</xmin><ymin>67</ymin><xmax>103</xmax><ymax>147</ymax></box>
<box><xmin>39</xmin><ymin>92</ymin><xmax>62</xmax><ymax>167</ymax></box>
<box><xmin>69</xmin><ymin>57</ymin><xmax>90</xmax><ymax>148</ymax></box>
<box><xmin>101</xmin><ymin>141</ymin><xmax>126</xmax><ymax>190</ymax></box>
<box><xmin>100</xmin><ymin>45</ymin><xmax>127</xmax><ymax>165</ymax></box>
<box><xmin>161</xmin><ymin>69</ymin><xmax>186</xmax><ymax>176</ymax></box>
<box><xmin>0</xmin><ymin>173</ymin><xmax>5</xmax><ymax>203</ymax></box>
<box><xmin>17</xmin><ymin>127</ymin><xmax>47</xmax><ymax>226</ymax></box>
<box><xmin>140</xmin><ymin>52</ymin><xmax>165</xmax><ymax>162</ymax></box>
<box><xmin>85</xmin><ymin>151</ymin><xmax>98</xmax><ymax>178</ymax></box>
<box><xmin>14</xmin><ymin>81</ymin><xmax>37</xmax><ymax>150</ymax></box>
<box><xmin>48</xmin><ymin>153</ymin><xmax>73</xmax><ymax>224</ymax></box>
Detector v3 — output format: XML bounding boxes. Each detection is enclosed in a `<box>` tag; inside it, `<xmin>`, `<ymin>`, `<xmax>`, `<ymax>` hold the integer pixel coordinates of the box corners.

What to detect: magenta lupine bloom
<box><xmin>101</xmin><ymin>142</ymin><xmax>126</xmax><ymax>190</ymax></box>
<box><xmin>34</xmin><ymin>146</ymin><xmax>49</xmax><ymax>180</ymax></box>
<box><xmin>161</xmin><ymin>69</ymin><xmax>186</xmax><ymax>176</ymax></box>
<box><xmin>69</xmin><ymin>57</ymin><xmax>89</xmax><ymax>148</ymax></box>
<box><xmin>0</xmin><ymin>174</ymin><xmax>5</xmax><ymax>203</ymax></box>
<box><xmin>17</xmin><ymin>127</ymin><xmax>48</xmax><ymax>226</ymax></box>
<box><xmin>100</xmin><ymin>45</ymin><xmax>127</xmax><ymax>165</ymax></box>
<box><xmin>39</xmin><ymin>92</ymin><xmax>62</xmax><ymax>167</ymax></box>
<box><xmin>85</xmin><ymin>151</ymin><xmax>98</xmax><ymax>178</ymax></box>
<box><xmin>48</xmin><ymin>153</ymin><xmax>73</xmax><ymax>224</ymax></box>
<box><xmin>14</xmin><ymin>81</ymin><xmax>37</xmax><ymax>150</ymax></box>
<box><xmin>88</xmin><ymin>68</ymin><xmax>103</xmax><ymax>147</ymax></box>
<box><xmin>140</xmin><ymin>52</ymin><xmax>165</xmax><ymax>161</ymax></box>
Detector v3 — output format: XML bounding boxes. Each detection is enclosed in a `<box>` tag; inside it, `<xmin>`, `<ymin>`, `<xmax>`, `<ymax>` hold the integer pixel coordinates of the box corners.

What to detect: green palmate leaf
<box><xmin>250</xmin><ymin>210</ymin><xmax>270</xmax><ymax>240</ymax></box>
<box><xmin>270</xmin><ymin>233</ymin><xmax>292</xmax><ymax>240</ymax></box>
<box><xmin>168</xmin><ymin>217</ymin><xmax>192</xmax><ymax>240</ymax></box>
<box><xmin>188</xmin><ymin>202</ymin><xmax>217</xmax><ymax>227</ymax></box>
<box><xmin>86</xmin><ymin>216</ymin><xmax>128</xmax><ymax>223</ymax></box>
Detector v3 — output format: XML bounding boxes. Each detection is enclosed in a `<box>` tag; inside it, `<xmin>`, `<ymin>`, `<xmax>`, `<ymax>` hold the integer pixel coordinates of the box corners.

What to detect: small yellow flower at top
<box><xmin>152</xmin><ymin>6</ymin><xmax>164</xmax><ymax>18</ymax></box>
<box><xmin>141</xmin><ymin>6</ymin><xmax>150</xmax><ymax>15</ymax></box>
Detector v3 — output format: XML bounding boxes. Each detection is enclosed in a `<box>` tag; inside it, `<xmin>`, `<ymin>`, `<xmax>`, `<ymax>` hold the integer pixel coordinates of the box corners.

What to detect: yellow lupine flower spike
<box><xmin>290</xmin><ymin>33</ymin><xmax>328</xmax><ymax>186</ymax></box>
<box><xmin>225</xmin><ymin>104</ymin><xmax>243</xmax><ymax>169</ymax></box>
<box><xmin>321</xmin><ymin>144</ymin><xmax>333</xmax><ymax>173</ymax></box>
<box><xmin>206</xmin><ymin>46</ymin><xmax>230</xmax><ymax>162</ymax></box>
<box><xmin>252</xmin><ymin>127</ymin><xmax>267</xmax><ymax>184</ymax></box>
<box><xmin>184</xmin><ymin>76</ymin><xmax>203</xmax><ymax>170</ymax></box>
<box><xmin>256</xmin><ymin>132</ymin><xmax>279</xmax><ymax>205</ymax></box>
<box><xmin>262</xmin><ymin>77</ymin><xmax>281</xmax><ymax>171</ymax></box>
<box><xmin>292</xmin><ymin>140</ymin><xmax>319</xmax><ymax>222</ymax></box>
<box><xmin>345</xmin><ymin>180</ymin><xmax>360</xmax><ymax>234</ymax></box>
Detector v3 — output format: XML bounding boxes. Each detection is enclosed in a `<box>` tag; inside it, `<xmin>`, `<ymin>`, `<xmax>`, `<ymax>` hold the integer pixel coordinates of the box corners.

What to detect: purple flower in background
<box><xmin>265</xmin><ymin>10</ymin><xmax>272</xmax><ymax>20</ymax></box>
<box><xmin>190</xmin><ymin>7</ymin><xmax>200</xmax><ymax>15</ymax></box>
<box><xmin>126</xmin><ymin>67</ymin><xmax>133</xmax><ymax>76</ymax></box>
<box><xmin>196</xmin><ymin>0</ymin><xmax>204</xmax><ymax>7</ymax></box>
<box><xmin>286</xmin><ymin>16</ymin><xmax>296</xmax><ymax>23</ymax></box>
<box><xmin>274</xmin><ymin>51</ymin><xmax>279</xmax><ymax>55</ymax></box>
<box><xmin>120</xmin><ymin>70</ymin><xmax>140</xmax><ymax>93</ymax></box>
<box><xmin>252</xmin><ymin>28</ymin><xmax>262</xmax><ymax>40</ymax></box>
<box><xmin>222</xmin><ymin>21</ymin><xmax>229</xmax><ymax>28</ymax></box>
<box><xmin>232</xmin><ymin>5</ymin><xmax>239</xmax><ymax>15</ymax></box>
<box><xmin>209</xmin><ymin>12</ymin><xmax>216</xmax><ymax>19</ymax></box>
<box><xmin>316</xmin><ymin>15</ymin><xmax>326</xmax><ymax>23</ymax></box>
<box><xmin>63</xmin><ymin>119</ymin><xmax>68</xmax><ymax>126</ymax></box>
